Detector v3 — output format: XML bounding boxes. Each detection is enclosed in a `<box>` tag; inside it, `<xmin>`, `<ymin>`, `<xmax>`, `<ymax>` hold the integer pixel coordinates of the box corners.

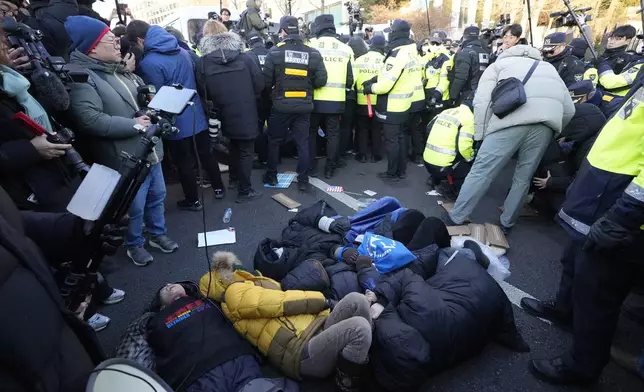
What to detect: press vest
<box><xmin>309</xmin><ymin>36</ymin><xmax>353</xmax><ymax>113</ymax></box>
<box><xmin>423</xmin><ymin>105</ymin><xmax>474</xmax><ymax>167</ymax></box>
<box><xmin>353</xmin><ymin>51</ymin><xmax>384</xmax><ymax>115</ymax></box>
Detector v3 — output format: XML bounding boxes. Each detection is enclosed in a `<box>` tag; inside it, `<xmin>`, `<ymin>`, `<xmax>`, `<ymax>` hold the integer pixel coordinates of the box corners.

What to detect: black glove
<box><xmin>430</xmin><ymin>89</ymin><xmax>443</xmax><ymax>104</ymax></box>
<box><xmin>362</xmin><ymin>75</ymin><xmax>378</xmax><ymax>95</ymax></box>
<box><xmin>85</xmin><ymin>215</ymin><xmax>129</xmax><ymax>256</ymax></box>
<box><xmin>329</xmin><ymin>216</ymin><xmax>351</xmax><ymax>235</ymax></box>
<box><xmin>354</xmin><ymin>255</ymin><xmax>374</xmax><ymax>271</ymax></box>
<box><xmin>340</xmin><ymin>248</ymin><xmax>358</xmax><ymax>263</ymax></box>
<box><xmin>582</xmin><ymin>214</ymin><xmax>635</xmax><ymax>253</ymax></box>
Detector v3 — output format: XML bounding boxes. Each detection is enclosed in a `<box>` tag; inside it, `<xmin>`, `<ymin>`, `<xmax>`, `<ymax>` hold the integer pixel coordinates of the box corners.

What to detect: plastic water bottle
<box><xmin>223</xmin><ymin>208</ymin><xmax>232</xmax><ymax>223</ymax></box>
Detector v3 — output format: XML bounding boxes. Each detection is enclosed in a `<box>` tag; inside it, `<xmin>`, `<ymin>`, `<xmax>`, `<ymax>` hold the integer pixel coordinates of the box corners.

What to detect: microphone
<box><xmin>549</xmin><ymin>11</ymin><xmax>568</xmax><ymax>17</ymax></box>
<box><xmin>31</xmin><ymin>67</ymin><xmax>70</xmax><ymax>112</ymax></box>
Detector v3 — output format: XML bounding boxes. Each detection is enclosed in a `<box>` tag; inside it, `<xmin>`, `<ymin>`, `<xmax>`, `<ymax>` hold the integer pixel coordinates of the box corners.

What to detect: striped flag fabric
<box><xmin>326</xmin><ymin>186</ymin><xmax>344</xmax><ymax>193</ymax></box>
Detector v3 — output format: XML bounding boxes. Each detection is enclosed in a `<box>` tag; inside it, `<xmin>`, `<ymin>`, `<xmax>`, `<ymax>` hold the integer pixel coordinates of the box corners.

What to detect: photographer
<box><xmin>14</xmin><ymin>0</ymin><xmax>79</xmax><ymax>58</ymax></box>
<box><xmin>65</xmin><ymin>16</ymin><xmax>178</xmax><ymax>267</ymax></box>
<box><xmin>0</xmin><ymin>185</ymin><xmax>105</xmax><ymax>392</ymax></box>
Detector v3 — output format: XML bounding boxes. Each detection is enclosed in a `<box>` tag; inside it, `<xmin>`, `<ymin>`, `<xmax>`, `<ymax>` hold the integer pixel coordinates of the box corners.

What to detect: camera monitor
<box><xmin>148</xmin><ymin>85</ymin><xmax>196</xmax><ymax>115</ymax></box>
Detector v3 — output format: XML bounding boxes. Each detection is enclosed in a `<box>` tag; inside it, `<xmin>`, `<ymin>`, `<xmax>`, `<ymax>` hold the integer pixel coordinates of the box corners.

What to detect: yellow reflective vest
<box><xmin>598</xmin><ymin>61</ymin><xmax>644</xmax><ymax>97</ymax></box>
<box><xmin>309</xmin><ymin>36</ymin><xmax>354</xmax><ymax>113</ymax></box>
<box><xmin>353</xmin><ymin>50</ymin><xmax>384</xmax><ymax>113</ymax></box>
<box><xmin>583</xmin><ymin>66</ymin><xmax>598</xmax><ymax>88</ymax></box>
<box><xmin>370</xmin><ymin>44</ymin><xmax>415</xmax><ymax>124</ymax></box>
<box><xmin>423</xmin><ymin>104</ymin><xmax>474</xmax><ymax>167</ymax></box>
<box><xmin>399</xmin><ymin>43</ymin><xmax>426</xmax><ymax>112</ymax></box>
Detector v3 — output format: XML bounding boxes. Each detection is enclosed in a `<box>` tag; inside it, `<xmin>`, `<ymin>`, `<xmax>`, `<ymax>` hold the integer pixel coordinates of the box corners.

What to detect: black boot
<box><xmin>334</xmin><ymin>355</ymin><xmax>370</xmax><ymax>392</ymax></box>
<box><xmin>262</xmin><ymin>172</ymin><xmax>277</xmax><ymax>186</ymax></box>
<box><xmin>325</xmin><ymin>166</ymin><xmax>335</xmax><ymax>179</ymax></box>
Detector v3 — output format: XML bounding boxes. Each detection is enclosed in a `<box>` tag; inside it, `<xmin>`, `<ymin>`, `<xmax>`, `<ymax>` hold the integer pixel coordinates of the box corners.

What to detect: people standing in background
<box><xmin>340</xmin><ymin>36</ymin><xmax>368</xmax><ymax>162</ymax></box>
<box><xmin>353</xmin><ymin>35</ymin><xmax>385</xmax><ymax>163</ymax></box>
<box><xmin>308</xmin><ymin>14</ymin><xmax>354</xmax><ymax>179</ymax></box>
<box><xmin>364</xmin><ymin>26</ymin><xmax>374</xmax><ymax>44</ymax></box>
<box><xmin>197</xmin><ymin>31</ymin><xmax>265</xmax><ymax>203</ymax></box>
<box><xmin>220</xmin><ymin>8</ymin><xmax>233</xmax><ymax>31</ymax></box>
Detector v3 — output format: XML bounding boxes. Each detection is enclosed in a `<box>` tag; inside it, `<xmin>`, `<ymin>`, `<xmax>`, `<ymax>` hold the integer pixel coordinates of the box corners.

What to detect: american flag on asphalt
<box><xmin>326</xmin><ymin>186</ymin><xmax>344</xmax><ymax>193</ymax></box>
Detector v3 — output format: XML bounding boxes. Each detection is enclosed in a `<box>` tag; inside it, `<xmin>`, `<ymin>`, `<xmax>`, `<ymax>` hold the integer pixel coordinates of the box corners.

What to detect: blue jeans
<box><xmin>126</xmin><ymin>163</ymin><xmax>167</xmax><ymax>247</ymax></box>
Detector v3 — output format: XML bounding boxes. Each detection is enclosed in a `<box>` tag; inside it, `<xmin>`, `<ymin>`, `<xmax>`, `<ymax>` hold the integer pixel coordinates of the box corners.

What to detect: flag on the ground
<box><xmin>327</xmin><ymin>186</ymin><xmax>344</xmax><ymax>193</ymax></box>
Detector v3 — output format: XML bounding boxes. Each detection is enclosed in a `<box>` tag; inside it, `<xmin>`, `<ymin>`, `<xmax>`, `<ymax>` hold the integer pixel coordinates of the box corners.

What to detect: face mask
<box><xmin>422</xmin><ymin>45</ymin><xmax>430</xmax><ymax>53</ymax></box>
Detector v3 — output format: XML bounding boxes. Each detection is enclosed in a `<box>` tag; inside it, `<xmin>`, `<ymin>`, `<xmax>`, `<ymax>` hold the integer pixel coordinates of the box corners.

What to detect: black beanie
<box><xmin>314</xmin><ymin>14</ymin><xmax>335</xmax><ymax>35</ymax></box>
<box><xmin>389</xmin><ymin>19</ymin><xmax>411</xmax><ymax>42</ymax></box>
<box><xmin>569</xmin><ymin>38</ymin><xmax>588</xmax><ymax>58</ymax></box>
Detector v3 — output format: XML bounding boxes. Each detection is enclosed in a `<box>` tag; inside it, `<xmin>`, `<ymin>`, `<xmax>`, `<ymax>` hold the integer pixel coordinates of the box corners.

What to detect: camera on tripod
<box><xmin>549</xmin><ymin>6</ymin><xmax>592</xmax><ymax>28</ymax></box>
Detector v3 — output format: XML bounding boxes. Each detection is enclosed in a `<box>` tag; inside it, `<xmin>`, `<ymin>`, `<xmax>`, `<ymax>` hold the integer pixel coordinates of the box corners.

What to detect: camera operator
<box><xmin>65</xmin><ymin>16</ymin><xmax>178</xmax><ymax>267</ymax></box>
<box><xmin>0</xmin><ymin>185</ymin><xmax>107</xmax><ymax>392</ymax></box>
<box><xmin>243</xmin><ymin>0</ymin><xmax>269</xmax><ymax>38</ymax></box>
<box><xmin>541</xmin><ymin>32</ymin><xmax>585</xmax><ymax>87</ymax></box>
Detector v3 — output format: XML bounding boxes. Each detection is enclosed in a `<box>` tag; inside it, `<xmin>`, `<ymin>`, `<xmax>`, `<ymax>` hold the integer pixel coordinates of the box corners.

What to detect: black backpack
<box><xmin>234</xmin><ymin>10</ymin><xmax>251</xmax><ymax>38</ymax></box>
<box><xmin>490</xmin><ymin>60</ymin><xmax>539</xmax><ymax>119</ymax></box>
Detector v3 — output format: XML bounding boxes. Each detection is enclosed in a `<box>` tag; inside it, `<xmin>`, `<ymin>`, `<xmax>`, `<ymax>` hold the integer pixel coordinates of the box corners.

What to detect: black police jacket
<box><xmin>263</xmin><ymin>34</ymin><xmax>328</xmax><ymax>114</ymax></box>
<box><xmin>0</xmin><ymin>186</ymin><xmax>104</xmax><ymax>392</ymax></box>
<box><xmin>601</xmin><ymin>47</ymin><xmax>640</xmax><ymax>75</ymax></box>
<box><xmin>248</xmin><ymin>43</ymin><xmax>270</xmax><ymax>71</ymax></box>
<box><xmin>546</xmin><ymin>50</ymin><xmax>586</xmax><ymax>87</ymax></box>
<box><xmin>449</xmin><ymin>39</ymin><xmax>490</xmax><ymax>104</ymax></box>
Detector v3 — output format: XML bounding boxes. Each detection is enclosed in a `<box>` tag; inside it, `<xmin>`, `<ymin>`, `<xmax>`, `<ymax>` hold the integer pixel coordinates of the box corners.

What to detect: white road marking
<box><xmin>310</xmin><ymin>177</ymin><xmax>550</xmax><ymax>324</ymax></box>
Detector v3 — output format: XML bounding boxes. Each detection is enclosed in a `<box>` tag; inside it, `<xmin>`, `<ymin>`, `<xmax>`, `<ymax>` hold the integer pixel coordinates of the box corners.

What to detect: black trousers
<box><xmin>310</xmin><ymin>113</ymin><xmax>340</xmax><ymax>169</ymax></box>
<box><xmin>340</xmin><ymin>99</ymin><xmax>356</xmax><ymax>154</ymax></box>
<box><xmin>424</xmin><ymin>161</ymin><xmax>471</xmax><ymax>192</ymax></box>
<box><xmin>561</xmin><ymin>239</ymin><xmax>644</xmax><ymax>378</ymax></box>
<box><xmin>382</xmin><ymin>122</ymin><xmax>407</xmax><ymax>175</ymax></box>
<box><xmin>267</xmin><ymin>111</ymin><xmax>310</xmax><ymax>183</ymax></box>
<box><xmin>167</xmin><ymin>131</ymin><xmax>224</xmax><ymax>202</ymax></box>
<box><xmin>406</xmin><ymin>111</ymin><xmax>425</xmax><ymax>159</ymax></box>
<box><xmin>554</xmin><ymin>239</ymin><xmax>579</xmax><ymax>318</ymax></box>
<box><xmin>354</xmin><ymin>114</ymin><xmax>382</xmax><ymax>157</ymax></box>
<box><xmin>229</xmin><ymin>139</ymin><xmax>255</xmax><ymax>195</ymax></box>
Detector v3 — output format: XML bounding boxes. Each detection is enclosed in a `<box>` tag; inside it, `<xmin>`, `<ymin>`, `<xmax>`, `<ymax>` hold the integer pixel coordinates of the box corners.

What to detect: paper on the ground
<box><xmin>364</xmin><ymin>190</ymin><xmax>377</xmax><ymax>197</ymax></box>
<box><xmin>288</xmin><ymin>208</ymin><xmax>299</xmax><ymax>212</ymax></box>
<box><xmin>197</xmin><ymin>228</ymin><xmax>236</xmax><ymax>247</ymax></box>
<box><xmin>426</xmin><ymin>190</ymin><xmax>442</xmax><ymax>196</ymax></box>
<box><xmin>327</xmin><ymin>186</ymin><xmax>344</xmax><ymax>193</ymax></box>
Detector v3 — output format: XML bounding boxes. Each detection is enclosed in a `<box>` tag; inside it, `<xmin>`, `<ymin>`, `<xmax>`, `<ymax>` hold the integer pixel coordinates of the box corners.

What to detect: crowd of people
<box><xmin>0</xmin><ymin>0</ymin><xmax>643</xmax><ymax>391</ymax></box>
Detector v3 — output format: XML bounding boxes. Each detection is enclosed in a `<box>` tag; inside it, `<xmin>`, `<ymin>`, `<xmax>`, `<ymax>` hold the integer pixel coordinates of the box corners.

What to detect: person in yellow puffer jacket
<box><xmin>200</xmin><ymin>251</ymin><xmax>373</xmax><ymax>391</ymax></box>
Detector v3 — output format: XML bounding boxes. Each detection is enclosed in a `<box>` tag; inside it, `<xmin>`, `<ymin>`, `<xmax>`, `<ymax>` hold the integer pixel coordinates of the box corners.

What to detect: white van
<box><xmin>160</xmin><ymin>6</ymin><xmax>220</xmax><ymax>47</ymax></box>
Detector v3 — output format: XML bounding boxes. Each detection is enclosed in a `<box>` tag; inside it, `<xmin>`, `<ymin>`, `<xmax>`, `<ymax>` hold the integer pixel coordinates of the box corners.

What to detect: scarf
<box><xmin>0</xmin><ymin>65</ymin><xmax>53</xmax><ymax>133</ymax></box>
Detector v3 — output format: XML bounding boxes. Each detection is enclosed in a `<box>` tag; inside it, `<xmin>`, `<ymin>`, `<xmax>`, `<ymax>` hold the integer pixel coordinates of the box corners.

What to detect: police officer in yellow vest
<box><xmin>423</xmin><ymin>100</ymin><xmax>474</xmax><ymax>199</ymax></box>
<box><xmin>522</xmin><ymin>69</ymin><xmax>644</xmax><ymax>386</ymax></box>
<box><xmin>308</xmin><ymin>14</ymin><xmax>354</xmax><ymax>179</ymax></box>
<box><xmin>424</xmin><ymin>34</ymin><xmax>453</xmax><ymax>113</ymax></box>
<box><xmin>362</xmin><ymin>19</ymin><xmax>414</xmax><ymax>180</ymax></box>
<box><xmin>353</xmin><ymin>35</ymin><xmax>385</xmax><ymax>163</ymax></box>
<box><xmin>403</xmin><ymin>36</ymin><xmax>428</xmax><ymax>165</ymax></box>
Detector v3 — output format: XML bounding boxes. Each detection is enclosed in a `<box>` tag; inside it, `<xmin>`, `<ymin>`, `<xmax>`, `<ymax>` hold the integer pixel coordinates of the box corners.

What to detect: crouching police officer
<box><xmin>523</xmin><ymin>69</ymin><xmax>644</xmax><ymax>385</ymax></box>
<box><xmin>262</xmin><ymin>16</ymin><xmax>327</xmax><ymax>192</ymax></box>
<box><xmin>423</xmin><ymin>100</ymin><xmax>475</xmax><ymax>200</ymax></box>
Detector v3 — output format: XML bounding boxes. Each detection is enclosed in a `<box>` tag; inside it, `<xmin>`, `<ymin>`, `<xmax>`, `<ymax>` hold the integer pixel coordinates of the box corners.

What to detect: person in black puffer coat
<box><xmin>532</xmin><ymin>87</ymin><xmax>606</xmax><ymax>215</ymax></box>
<box><xmin>356</xmin><ymin>245</ymin><xmax>529</xmax><ymax>391</ymax></box>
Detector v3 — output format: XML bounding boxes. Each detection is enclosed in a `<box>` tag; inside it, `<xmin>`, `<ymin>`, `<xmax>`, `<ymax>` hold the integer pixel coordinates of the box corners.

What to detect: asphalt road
<box><xmin>96</xmin><ymin>156</ymin><xmax>644</xmax><ymax>392</ymax></box>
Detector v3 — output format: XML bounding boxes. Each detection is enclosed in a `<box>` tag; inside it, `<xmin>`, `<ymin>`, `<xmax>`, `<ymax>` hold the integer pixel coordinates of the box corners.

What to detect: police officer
<box><xmin>522</xmin><ymin>69</ymin><xmax>644</xmax><ymax>385</ymax></box>
<box><xmin>247</xmin><ymin>32</ymin><xmax>272</xmax><ymax>167</ymax></box>
<box><xmin>597</xmin><ymin>27</ymin><xmax>644</xmax><ymax>98</ymax></box>
<box><xmin>262</xmin><ymin>16</ymin><xmax>327</xmax><ymax>191</ymax></box>
<box><xmin>353</xmin><ymin>35</ymin><xmax>385</xmax><ymax>163</ymax></box>
<box><xmin>569</xmin><ymin>38</ymin><xmax>599</xmax><ymax>88</ymax></box>
<box><xmin>308</xmin><ymin>14</ymin><xmax>354</xmax><ymax>179</ymax></box>
<box><xmin>423</xmin><ymin>100</ymin><xmax>475</xmax><ymax>200</ymax></box>
<box><xmin>449</xmin><ymin>26</ymin><xmax>490</xmax><ymax>106</ymax></box>
<box><xmin>362</xmin><ymin>19</ymin><xmax>414</xmax><ymax>180</ymax></box>
<box><xmin>247</xmin><ymin>32</ymin><xmax>269</xmax><ymax>70</ymax></box>
<box><xmin>424</xmin><ymin>33</ymin><xmax>453</xmax><ymax>114</ymax></box>
<box><xmin>600</xmin><ymin>25</ymin><xmax>639</xmax><ymax>75</ymax></box>
<box><xmin>542</xmin><ymin>32</ymin><xmax>586</xmax><ymax>87</ymax></box>
<box><xmin>404</xmin><ymin>33</ymin><xmax>428</xmax><ymax>165</ymax></box>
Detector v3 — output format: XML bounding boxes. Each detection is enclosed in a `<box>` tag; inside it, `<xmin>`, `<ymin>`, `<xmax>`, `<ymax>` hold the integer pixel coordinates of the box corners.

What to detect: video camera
<box><xmin>345</xmin><ymin>1</ymin><xmax>363</xmax><ymax>36</ymax></box>
<box><xmin>1</xmin><ymin>17</ymin><xmax>88</xmax><ymax>85</ymax></box>
<box><xmin>549</xmin><ymin>6</ymin><xmax>592</xmax><ymax>28</ymax></box>
<box><xmin>60</xmin><ymin>86</ymin><xmax>194</xmax><ymax>311</ymax></box>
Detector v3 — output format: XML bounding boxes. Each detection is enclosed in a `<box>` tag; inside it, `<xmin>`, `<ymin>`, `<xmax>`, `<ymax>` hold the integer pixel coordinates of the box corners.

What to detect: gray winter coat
<box><xmin>473</xmin><ymin>45</ymin><xmax>575</xmax><ymax>141</ymax></box>
<box><xmin>67</xmin><ymin>51</ymin><xmax>163</xmax><ymax>170</ymax></box>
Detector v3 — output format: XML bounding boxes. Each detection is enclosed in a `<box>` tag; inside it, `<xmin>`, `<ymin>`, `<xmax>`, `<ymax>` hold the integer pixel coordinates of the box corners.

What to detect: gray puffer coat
<box><xmin>68</xmin><ymin>51</ymin><xmax>163</xmax><ymax>170</ymax></box>
<box><xmin>473</xmin><ymin>45</ymin><xmax>575</xmax><ymax>141</ymax></box>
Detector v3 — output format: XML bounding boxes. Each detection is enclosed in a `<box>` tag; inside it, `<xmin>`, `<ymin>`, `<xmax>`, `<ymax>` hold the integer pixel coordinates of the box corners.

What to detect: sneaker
<box><xmin>236</xmin><ymin>189</ymin><xmax>263</xmax><ymax>203</ymax></box>
<box><xmin>196</xmin><ymin>177</ymin><xmax>212</xmax><ymax>188</ymax></box>
<box><xmin>102</xmin><ymin>288</ymin><xmax>125</xmax><ymax>305</ymax></box>
<box><xmin>214</xmin><ymin>188</ymin><xmax>226</xmax><ymax>199</ymax></box>
<box><xmin>149</xmin><ymin>235</ymin><xmax>179</xmax><ymax>253</ymax></box>
<box><xmin>127</xmin><ymin>246</ymin><xmax>153</xmax><ymax>267</ymax></box>
<box><xmin>88</xmin><ymin>313</ymin><xmax>110</xmax><ymax>332</ymax></box>
<box><xmin>263</xmin><ymin>172</ymin><xmax>278</xmax><ymax>186</ymax></box>
<box><xmin>177</xmin><ymin>199</ymin><xmax>203</xmax><ymax>211</ymax></box>
<box><xmin>228</xmin><ymin>179</ymin><xmax>239</xmax><ymax>190</ymax></box>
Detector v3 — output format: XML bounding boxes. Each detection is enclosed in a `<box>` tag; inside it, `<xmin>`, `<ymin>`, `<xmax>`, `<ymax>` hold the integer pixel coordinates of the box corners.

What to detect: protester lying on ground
<box><xmin>200</xmin><ymin>252</ymin><xmax>373</xmax><ymax>392</ymax></box>
<box><xmin>423</xmin><ymin>100</ymin><xmax>475</xmax><ymax>200</ymax></box>
<box><xmin>531</xmin><ymin>81</ymin><xmax>606</xmax><ymax>216</ymax></box>
<box><xmin>447</xmin><ymin>44</ymin><xmax>575</xmax><ymax>234</ymax></box>
<box><xmin>114</xmin><ymin>280</ymin><xmax>298</xmax><ymax>392</ymax></box>
<box><xmin>353</xmin><ymin>239</ymin><xmax>529</xmax><ymax>390</ymax></box>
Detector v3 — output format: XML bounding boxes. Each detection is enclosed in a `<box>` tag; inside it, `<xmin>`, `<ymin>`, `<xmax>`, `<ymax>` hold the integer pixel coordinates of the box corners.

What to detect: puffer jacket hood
<box><xmin>198</xmin><ymin>32</ymin><xmax>244</xmax><ymax>60</ymax></box>
<box><xmin>143</xmin><ymin>25</ymin><xmax>180</xmax><ymax>55</ymax></box>
<box><xmin>246</xmin><ymin>0</ymin><xmax>259</xmax><ymax>9</ymax></box>
<box><xmin>497</xmin><ymin>44</ymin><xmax>542</xmax><ymax>61</ymax></box>
<box><xmin>473</xmin><ymin>44</ymin><xmax>576</xmax><ymax>140</ymax></box>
